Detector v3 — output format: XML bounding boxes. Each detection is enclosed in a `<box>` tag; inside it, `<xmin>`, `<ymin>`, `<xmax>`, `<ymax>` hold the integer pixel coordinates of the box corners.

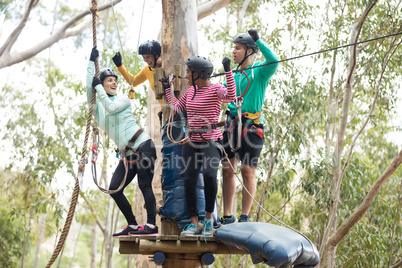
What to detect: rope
<box><xmin>222</xmin><ymin>149</ymin><xmax>316</xmax><ymax>248</ymax></box>
<box><xmin>110</xmin><ymin>0</ymin><xmax>146</xmax><ymax>96</ymax></box>
<box><xmin>45</xmin><ymin>2</ymin><xmax>99</xmax><ymax>267</ymax></box>
<box><xmin>210</xmin><ymin>31</ymin><xmax>402</xmax><ymax>78</ymax></box>
<box><xmin>214</xmin><ymin>31</ymin><xmax>402</xmax><ymax>247</ymax></box>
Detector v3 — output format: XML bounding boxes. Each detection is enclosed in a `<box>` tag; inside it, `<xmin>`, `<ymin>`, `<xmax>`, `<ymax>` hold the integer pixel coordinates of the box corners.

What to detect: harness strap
<box><xmin>92</xmin><ymin>129</ymin><xmax>145</xmax><ymax>195</ymax></box>
<box><xmin>188</xmin><ymin>120</ymin><xmax>226</xmax><ymax>134</ymax></box>
<box><xmin>125</xmin><ymin>128</ymin><xmax>145</xmax><ymax>153</ymax></box>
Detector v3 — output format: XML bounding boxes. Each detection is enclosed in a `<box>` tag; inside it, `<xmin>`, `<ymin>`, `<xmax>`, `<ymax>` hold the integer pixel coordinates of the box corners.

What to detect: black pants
<box><xmin>182</xmin><ymin>141</ymin><xmax>221</xmax><ymax>217</ymax></box>
<box><xmin>109</xmin><ymin>139</ymin><xmax>157</xmax><ymax>225</ymax></box>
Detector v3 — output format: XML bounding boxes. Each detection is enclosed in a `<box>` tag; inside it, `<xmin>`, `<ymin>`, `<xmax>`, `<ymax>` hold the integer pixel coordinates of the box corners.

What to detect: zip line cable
<box><xmin>211</xmin><ymin>31</ymin><xmax>402</xmax><ymax>78</ymax></box>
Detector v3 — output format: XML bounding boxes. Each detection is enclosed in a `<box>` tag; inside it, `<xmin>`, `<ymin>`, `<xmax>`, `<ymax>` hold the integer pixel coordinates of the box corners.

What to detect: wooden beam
<box><xmin>118</xmin><ymin>237</ymin><xmax>247</xmax><ymax>255</ymax></box>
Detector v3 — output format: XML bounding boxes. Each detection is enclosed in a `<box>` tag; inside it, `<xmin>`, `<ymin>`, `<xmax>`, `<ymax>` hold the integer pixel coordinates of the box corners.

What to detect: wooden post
<box><xmin>154</xmin><ymin>68</ymin><xmax>165</xmax><ymax>99</ymax></box>
<box><xmin>173</xmin><ymin>64</ymin><xmax>181</xmax><ymax>94</ymax></box>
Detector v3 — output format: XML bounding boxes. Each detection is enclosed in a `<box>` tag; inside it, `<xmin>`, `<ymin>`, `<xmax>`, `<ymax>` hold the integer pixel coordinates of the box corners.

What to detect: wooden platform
<box><xmin>118</xmin><ymin>235</ymin><xmax>247</xmax><ymax>255</ymax></box>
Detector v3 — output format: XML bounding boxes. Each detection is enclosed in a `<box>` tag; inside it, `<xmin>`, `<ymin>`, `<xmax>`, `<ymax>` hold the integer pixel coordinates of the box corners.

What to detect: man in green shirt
<box><xmin>221</xmin><ymin>29</ymin><xmax>279</xmax><ymax>224</ymax></box>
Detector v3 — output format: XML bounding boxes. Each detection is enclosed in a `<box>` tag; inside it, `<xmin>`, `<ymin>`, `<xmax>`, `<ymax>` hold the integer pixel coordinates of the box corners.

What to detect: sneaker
<box><xmin>113</xmin><ymin>225</ymin><xmax>138</xmax><ymax>237</ymax></box>
<box><xmin>202</xmin><ymin>220</ymin><xmax>214</xmax><ymax>237</ymax></box>
<box><xmin>181</xmin><ymin>223</ymin><xmax>202</xmax><ymax>236</ymax></box>
<box><xmin>238</xmin><ymin>214</ymin><xmax>249</xmax><ymax>222</ymax></box>
<box><xmin>220</xmin><ymin>215</ymin><xmax>236</xmax><ymax>225</ymax></box>
<box><xmin>129</xmin><ymin>224</ymin><xmax>159</xmax><ymax>236</ymax></box>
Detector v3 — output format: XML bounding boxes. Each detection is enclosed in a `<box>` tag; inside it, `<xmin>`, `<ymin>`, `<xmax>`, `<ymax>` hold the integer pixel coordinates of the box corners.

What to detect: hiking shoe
<box><xmin>220</xmin><ymin>215</ymin><xmax>236</xmax><ymax>225</ymax></box>
<box><xmin>113</xmin><ymin>225</ymin><xmax>138</xmax><ymax>237</ymax></box>
<box><xmin>202</xmin><ymin>220</ymin><xmax>214</xmax><ymax>237</ymax></box>
<box><xmin>181</xmin><ymin>223</ymin><xmax>202</xmax><ymax>236</ymax></box>
<box><xmin>238</xmin><ymin>214</ymin><xmax>249</xmax><ymax>222</ymax></box>
<box><xmin>129</xmin><ymin>224</ymin><xmax>159</xmax><ymax>236</ymax></box>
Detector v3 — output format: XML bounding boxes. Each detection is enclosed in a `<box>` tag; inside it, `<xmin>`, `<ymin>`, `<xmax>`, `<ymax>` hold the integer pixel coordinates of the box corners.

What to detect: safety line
<box><xmin>211</xmin><ymin>31</ymin><xmax>402</xmax><ymax>78</ymax></box>
<box><xmin>110</xmin><ymin>0</ymin><xmax>146</xmax><ymax>87</ymax></box>
<box><xmin>222</xmin><ymin>149</ymin><xmax>316</xmax><ymax>248</ymax></box>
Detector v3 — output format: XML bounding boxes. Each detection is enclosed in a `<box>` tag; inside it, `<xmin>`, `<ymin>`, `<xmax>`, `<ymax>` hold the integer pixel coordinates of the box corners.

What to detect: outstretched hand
<box><xmin>112</xmin><ymin>52</ymin><xmax>122</xmax><ymax>67</ymax></box>
<box><xmin>90</xmin><ymin>46</ymin><xmax>99</xmax><ymax>62</ymax></box>
<box><xmin>248</xmin><ymin>29</ymin><xmax>259</xmax><ymax>42</ymax></box>
<box><xmin>222</xmin><ymin>57</ymin><xmax>231</xmax><ymax>72</ymax></box>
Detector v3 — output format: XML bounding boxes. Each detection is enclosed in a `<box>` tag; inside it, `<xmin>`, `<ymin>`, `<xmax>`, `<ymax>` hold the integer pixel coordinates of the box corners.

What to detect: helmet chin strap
<box><xmin>191</xmin><ymin>71</ymin><xmax>199</xmax><ymax>100</ymax></box>
<box><xmin>149</xmin><ymin>55</ymin><xmax>159</xmax><ymax>71</ymax></box>
<box><xmin>237</xmin><ymin>48</ymin><xmax>254</xmax><ymax>70</ymax></box>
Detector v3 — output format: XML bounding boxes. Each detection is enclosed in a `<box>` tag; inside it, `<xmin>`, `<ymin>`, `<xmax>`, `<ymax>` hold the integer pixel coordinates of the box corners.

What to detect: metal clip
<box><xmin>128</xmin><ymin>85</ymin><xmax>135</xmax><ymax>99</ymax></box>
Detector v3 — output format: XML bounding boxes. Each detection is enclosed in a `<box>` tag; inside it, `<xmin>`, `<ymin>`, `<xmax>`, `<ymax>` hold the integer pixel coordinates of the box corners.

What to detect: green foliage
<box><xmin>1</xmin><ymin>0</ymin><xmax>401</xmax><ymax>267</ymax></box>
<box><xmin>0</xmin><ymin>172</ymin><xmax>25</xmax><ymax>268</ymax></box>
<box><xmin>207</xmin><ymin>0</ymin><xmax>402</xmax><ymax>266</ymax></box>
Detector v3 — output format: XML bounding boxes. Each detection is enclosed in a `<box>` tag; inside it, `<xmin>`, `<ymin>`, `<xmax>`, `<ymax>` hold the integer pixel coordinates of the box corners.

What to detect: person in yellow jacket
<box><xmin>112</xmin><ymin>40</ymin><xmax>163</xmax><ymax>108</ymax></box>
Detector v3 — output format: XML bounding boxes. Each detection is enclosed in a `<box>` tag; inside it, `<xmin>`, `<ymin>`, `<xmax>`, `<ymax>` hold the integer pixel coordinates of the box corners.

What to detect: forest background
<box><xmin>0</xmin><ymin>0</ymin><xmax>401</xmax><ymax>267</ymax></box>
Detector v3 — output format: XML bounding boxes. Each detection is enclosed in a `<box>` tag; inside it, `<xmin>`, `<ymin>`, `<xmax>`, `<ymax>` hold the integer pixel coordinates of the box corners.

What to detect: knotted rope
<box><xmin>45</xmin><ymin>1</ymin><xmax>99</xmax><ymax>267</ymax></box>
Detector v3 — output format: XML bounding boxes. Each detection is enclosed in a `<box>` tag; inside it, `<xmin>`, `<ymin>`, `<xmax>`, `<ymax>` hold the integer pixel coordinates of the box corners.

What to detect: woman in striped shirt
<box><xmin>163</xmin><ymin>55</ymin><xmax>236</xmax><ymax>236</ymax></box>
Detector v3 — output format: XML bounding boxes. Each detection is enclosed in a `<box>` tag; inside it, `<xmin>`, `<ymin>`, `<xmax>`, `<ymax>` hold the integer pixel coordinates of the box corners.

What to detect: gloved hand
<box><xmin>160</xmin><ymin>76</ymin><xmax>170</xmax><ymax>90</ymax></box>
<box><xmin>92</xmin><ymin>76</ymin><xmax>102</xmax><ymax>88</ymax></box>
<box><xmin>112</xmin><ymin>52</ymin><xmax>122</xmax><ymax>67</ymax></box>
<box><xmin>248</xmin><ymin>29</ymin><xmax>259</xmax><ymax>42</ymax></box>
<box><xmin>222</xmin><ymin>57</ymin><xmax>231</xmax><ymax>72</ymax></box>
<box><xmin>90</xmin><ymin>46</ymin><xmax>99</xmax><ymax>62</ymax></box>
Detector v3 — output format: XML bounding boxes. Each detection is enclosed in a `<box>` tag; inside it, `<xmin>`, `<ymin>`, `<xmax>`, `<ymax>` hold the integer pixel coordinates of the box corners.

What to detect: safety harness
<box><xmin>91</xmin><ymin>128</ymin><xmax>144</xmax><ymax>194</ymax></box>
<box><xmin>226</xmin><ymin>68</ymin><xmax>264</xmax><ymax>152</ymax></box>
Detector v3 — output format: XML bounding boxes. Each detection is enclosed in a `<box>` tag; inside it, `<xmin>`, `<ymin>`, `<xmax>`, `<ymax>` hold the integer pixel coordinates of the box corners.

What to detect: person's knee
<box><xmin>138</xmin><ymin>179</ymin><xmax>152</xmax><ymax>192</ymax></box>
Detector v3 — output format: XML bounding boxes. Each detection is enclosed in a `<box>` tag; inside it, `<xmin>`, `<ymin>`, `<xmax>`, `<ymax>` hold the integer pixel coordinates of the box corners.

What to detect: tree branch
<box><xmin>328</xmin><ymin>149</ymin><xmax>402</xmax><ymax>247</ymax></box>
<box><xmin>341</xmin><ymin>35</ymin><xmax>402</xmax><ymax>178</ymax></box>
<box><xmin>390</xmin><ymin>259</ymin><xmax>402</xmax><ymax>268</ymax></box>
<box><xmin>0</xmin><ymin>0</ymin><xmax>122</xmax><ymax>69</ymax></box>
<box><xmin>63</xmin><ymin>18</ymin><xmax>92</xmax><ymax>39</ymax></box>
<box><xmin>197</xmin><ymin>0</ymin><xmax>236</xmax><ymax>21</ymax></box>
<box><xmin>80</xmin><ymin>192</ymin><xmax>106</xmax><ymax>234</ymax></box>
<box><xmin>0</xmin><ymin>0</ymin><xmax>37</xmax><ymax>57</ymax></box>
<box><xmin>320</xmin><ymin>1</ymin><xmax>377</xmax><ymax>263</ymax></box>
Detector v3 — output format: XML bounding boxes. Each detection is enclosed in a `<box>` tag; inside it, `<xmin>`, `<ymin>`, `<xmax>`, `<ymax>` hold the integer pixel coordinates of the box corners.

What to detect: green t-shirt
<box><xmin>226</xmin><ymin>39</ymin><xmax>279</xmax><ymax>124</ymax></box>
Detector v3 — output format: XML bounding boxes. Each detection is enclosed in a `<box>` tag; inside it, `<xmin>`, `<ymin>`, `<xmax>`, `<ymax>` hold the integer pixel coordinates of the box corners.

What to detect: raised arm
<box><xmin>86</xmin><ymin>47</ymin><xmax>98</xmax><ymax>106</ymax></box>
<box><xmin>86</xmin><ymin>46</ymin><xmax>105</xmax><ymax>127</ymax></box>
<box><xmin>248</xmin><ymin>29</ymin><xmax>279</xmax><ymax>77</ymax></box>
<box><xmin>217</xmin><ymin>57</ymin><xmax>236</xmax><ymax>102</ymax></box>
<box><xmin>162</xmin><ymin>76</ymin><xmax>187</xmax><ymax>114</ymax></box>
<box><xmin>112</xmin><ymin>52</ymin><xmax>148</xmax><ymax>87</ymax></box>
<box><xmin>92</xmin><ymin>76</ymin><xmax>131</xmax><ymax>114</ymax></box>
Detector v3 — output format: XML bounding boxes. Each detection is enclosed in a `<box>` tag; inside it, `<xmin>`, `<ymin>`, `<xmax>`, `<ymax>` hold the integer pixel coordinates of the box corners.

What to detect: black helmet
<box><xmin>138</xmin><ymin>40</ymin><xmax>161</xmax><ymax>56</ymax></box>
<box><xmin>234</xmin><ymin>33</ymin><xmax>258</xmax><ymax>53</ymax></box>
<box><xmin>185</xmin><ymin>55</ymin><xmax>214</xmax><ymax>79</ymax></box>
<box><xmin>100</xmin><ymin>68</ymin><xmax>118</xmax><ymax>82</ymax></box>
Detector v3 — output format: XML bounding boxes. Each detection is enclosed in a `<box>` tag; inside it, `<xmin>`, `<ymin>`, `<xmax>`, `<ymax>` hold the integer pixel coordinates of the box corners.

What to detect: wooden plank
<box><xmin>136</xmin><ymin>235</ymin><xmax>158</xmax><ymax>241</ymax></box>
<box><xmin>117</xmin><ymin>236</ymin><xmax>137</xmax><ymax>241</ymax></box>
<box><xmin>202</xmin><ymin>236</ymin><xmax>217</xmax><ymax>242</ymax></box>
<box><xmin>178</xmin><ymin>235</ymin><xmax>199</xmax><ymax>241</ymax></box>
<box><xmin>154</xmin><ymin>68</ymin><xmax>165</xmax><ymax>99</ymax></box>
<box><xmin>159</xmin><ymin>235</ymin><xmax>179</xmax><ymax>241</ymax></box>
<box><xmin>139</xmin><ymin>240</ymin><xmax>218</xmax><ymax>254</ymax></box>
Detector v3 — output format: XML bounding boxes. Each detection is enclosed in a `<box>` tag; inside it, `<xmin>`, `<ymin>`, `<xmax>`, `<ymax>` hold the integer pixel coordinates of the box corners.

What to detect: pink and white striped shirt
<box><xmin>165</xmin><ymin>71</ymin><xmax>236</xmax><ymax>142</ymax></box>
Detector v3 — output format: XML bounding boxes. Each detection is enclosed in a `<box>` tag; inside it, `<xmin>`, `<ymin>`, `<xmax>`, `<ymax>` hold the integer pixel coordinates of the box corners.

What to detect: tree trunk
<box><xmin>34</xmin><ymin>214</ymin><xmax>46</xmax><ymax>268</ymax></box>
<box><xmin>136</xmin><ymin>0</ymin><xmax>237</xmax><ymax>266</ymax></box>
<box><xmin>91</xmin><ymin>222</ymin><xmax>97</xmax><ymax>268</ymax></box>
<box><xmin>319</xmin><ymin>3</ymin><xmax>378</xmax><ymax>266</ymax></box>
